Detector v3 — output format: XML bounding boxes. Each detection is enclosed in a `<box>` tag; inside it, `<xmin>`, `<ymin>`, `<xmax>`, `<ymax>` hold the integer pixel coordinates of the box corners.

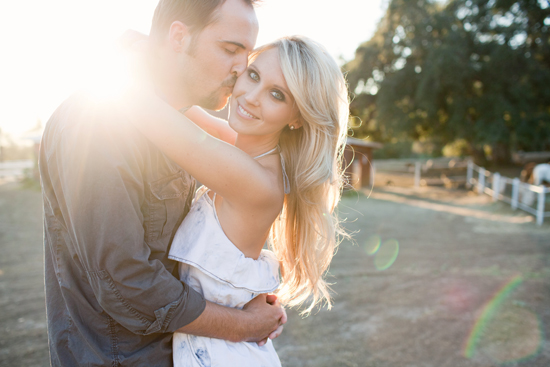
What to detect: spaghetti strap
<box><xmin>280</xmin><ymin>153</ymin><xmax>290</xmax><ymax>195</ymax></box>
<box><xmin>210</xmin><ymin>191</ymin><xmax>223</xmax><ymax>228</ymax></box>
<box><xmin>253</xmin><ymin>146</ymin><xmax>278</xmax><ymax>159</ymax></box>
<box><xmin>252</xmin><ymin>145</ymin><xmax>290</xmax><ymax>195</ymax></box>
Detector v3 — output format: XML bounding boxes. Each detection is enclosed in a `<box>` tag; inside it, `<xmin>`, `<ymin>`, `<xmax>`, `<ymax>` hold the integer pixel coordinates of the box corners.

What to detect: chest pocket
<box><xmin>146</xmin><ymin>172</ymin><xmax>192</xmax><ymax>244</ymax></box>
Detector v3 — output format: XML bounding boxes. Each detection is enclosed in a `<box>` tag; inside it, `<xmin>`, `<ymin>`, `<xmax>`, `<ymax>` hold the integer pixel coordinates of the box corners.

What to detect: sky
<box><xmin>0</xmin><ymin>0</ymin><xmax>386</xmax><ymax>138</ymax></box>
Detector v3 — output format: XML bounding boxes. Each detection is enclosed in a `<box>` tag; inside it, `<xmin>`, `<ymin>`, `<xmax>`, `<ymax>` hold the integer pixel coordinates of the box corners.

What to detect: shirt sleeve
<box><xmin>47</xmin><ymin>96</ymin><xmax>205</xmax><ymax>334</ymax></box>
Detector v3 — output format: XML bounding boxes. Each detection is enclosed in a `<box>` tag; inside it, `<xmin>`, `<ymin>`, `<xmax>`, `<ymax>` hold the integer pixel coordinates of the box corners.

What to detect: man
<box><xmin>39</xmin><ymin>0</ymin><xmax>286</xmax><ymax>365</ymax></box>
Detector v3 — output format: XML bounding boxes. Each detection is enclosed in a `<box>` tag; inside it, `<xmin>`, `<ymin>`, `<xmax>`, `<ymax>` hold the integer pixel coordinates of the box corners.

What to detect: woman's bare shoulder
<box><xmin>254</xmin><ymin>154</ymin><xmax>286</xmax><ymax>207</ymax></box>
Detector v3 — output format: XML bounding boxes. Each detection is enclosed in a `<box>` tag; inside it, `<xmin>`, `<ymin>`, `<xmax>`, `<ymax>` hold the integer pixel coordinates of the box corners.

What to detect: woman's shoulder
<box><xmin>251</xmin><ymin>153</ymin><xmax>286</xmax><ymax>207</ymax></box>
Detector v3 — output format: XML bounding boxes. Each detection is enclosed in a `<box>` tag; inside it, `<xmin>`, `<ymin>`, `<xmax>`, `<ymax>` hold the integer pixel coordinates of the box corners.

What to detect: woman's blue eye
<box><xmin>271</xmin><ymin>90</ymin><xmax>285</xmax><ymax>101</ymax></box>
<box><xmin>249</xmin><ymin>70</ymin><xmax>259</xmax><ymax>81</ymax></box>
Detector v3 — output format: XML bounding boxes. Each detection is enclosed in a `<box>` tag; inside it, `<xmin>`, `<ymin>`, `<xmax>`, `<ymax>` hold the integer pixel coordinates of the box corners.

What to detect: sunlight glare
<box><xmin>83</xmin><ymin>47</ymin><xmax>134</xmax><ymax>101</ymax></box>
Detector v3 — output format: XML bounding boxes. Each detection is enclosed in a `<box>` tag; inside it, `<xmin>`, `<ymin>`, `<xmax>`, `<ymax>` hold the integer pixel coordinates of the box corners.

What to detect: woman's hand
<box><xmin>116</xmin><ymin>29</ymin><xmax>153</xmax><ymax>92</ymax></box>
<box><xmin>116</xmin><ymin>29</ymin><xmax>149</xmax><ymax>51</ymax></box>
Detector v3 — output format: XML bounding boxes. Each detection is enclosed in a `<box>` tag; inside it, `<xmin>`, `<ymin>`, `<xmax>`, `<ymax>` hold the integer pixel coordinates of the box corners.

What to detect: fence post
<box><xmin>511</xmin><ymin>178</ymin><xmax>520</xmax><ymax>210</ymax></box>
<box><xmin>536</xmin><ymin>188</ymin><xmax>545</xmax><ymax>226</ymax></box>
<box><xmin>370</xmin><ymin>162</ymin><xmax>375</xmax><ymax>188</ymax></box>
<box><xmin>466</xmin><ymin>160</ymin><xmax>473</xmax><ymax>189</ymax></box>
<box><xmin>478</xmin><ymin>168</ymin><xmax>486</xmax><ymax>195</ymax></box>
<box><xmin>352</xmin><ymin>159</ymin><xmax>362</xmax><ymax>190</ymax></box>
<box><xmin>414</xmin><ymin>161</ymin><xmax>421</xmax><ymax>188</ymax></box>
<box><xmin>492</xmin><ymin>173</ymin><xmax>500</xmax><ymax>202</ymax></box>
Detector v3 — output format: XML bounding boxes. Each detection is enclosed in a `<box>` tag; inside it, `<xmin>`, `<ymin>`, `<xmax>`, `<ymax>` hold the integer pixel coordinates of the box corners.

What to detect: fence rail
<box><xmin>371</xmin><ymin>158</ymin><xmax>549</xmax><ymax>225</ymax></box>
<box><xmin>466</xmin><ymin>161</ymin><xmax>550</xmax><ymax>225</ymax></box>
<box><xmin>373</xmin><ymin>157</ymin><xmax>469</xmax><ymax>188</ymax></box>
<box><xmin>0</xmin><ymin>160</ymin><xmax>34</xmax><ymax>180</ymax></box>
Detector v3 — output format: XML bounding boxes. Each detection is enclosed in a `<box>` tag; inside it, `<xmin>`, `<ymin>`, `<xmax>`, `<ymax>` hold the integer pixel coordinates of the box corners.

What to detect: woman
<box><xmin>124</xmin><ymin>36</ymin><xmax>349</xmax><ymax>367</ymax></box>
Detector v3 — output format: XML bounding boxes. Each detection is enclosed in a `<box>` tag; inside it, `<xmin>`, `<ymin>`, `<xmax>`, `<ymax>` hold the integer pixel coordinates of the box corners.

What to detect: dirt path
<box><xmin>275</xmin><ymin>187</ymin><xmax>550</xmax><ymax>366</ymax></box>
<box><xmin>1</xmin><ymin>183</ymin><xmax>549</xmax><ymax>366</ymax></box>
<box><xmin>0</xmin><ymin>184</ymin><xmax>48</xmax><ymax>367</ymax></box>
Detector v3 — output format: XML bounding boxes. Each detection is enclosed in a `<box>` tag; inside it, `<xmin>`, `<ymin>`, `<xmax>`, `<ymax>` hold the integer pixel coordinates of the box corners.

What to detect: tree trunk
<box><xmin>468</xmin><ymin>143</ymin><xmax>487</xmax><ymax>166</ymax></box>
<box><xmin>492</xmin><ymin>142</ymin><xmax>512</xmax><ymax>166</ymax></box>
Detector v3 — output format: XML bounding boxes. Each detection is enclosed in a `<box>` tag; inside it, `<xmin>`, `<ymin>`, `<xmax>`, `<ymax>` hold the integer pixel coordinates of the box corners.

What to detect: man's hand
<box><xmin>242</xmin><ymin>293</ymin><xmax>286</xmax><ymax>345</ymax></box>
<box><xmin>175</xmin><ymin>294</ymin><xmax>286</xmax><ymax>344</ymax></box>
<box><xmin>256</xmin><ymin>294</ymin><xmax>287</xmax><ymax>347</ymax></box>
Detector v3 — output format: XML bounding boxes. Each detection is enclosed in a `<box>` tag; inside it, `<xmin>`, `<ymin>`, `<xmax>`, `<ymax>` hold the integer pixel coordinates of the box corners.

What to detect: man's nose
<box><xmin>231</xmin><ymin>54</ymin><xmax>248</xmax><ymax>77</ymax></box>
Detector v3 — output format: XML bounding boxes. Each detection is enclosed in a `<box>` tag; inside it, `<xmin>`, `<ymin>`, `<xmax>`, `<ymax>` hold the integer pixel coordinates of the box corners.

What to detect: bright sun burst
<box><xmin>0</xmin><ymin>0</ymin><xmax>383</xmax><ymax>137</ymax></box>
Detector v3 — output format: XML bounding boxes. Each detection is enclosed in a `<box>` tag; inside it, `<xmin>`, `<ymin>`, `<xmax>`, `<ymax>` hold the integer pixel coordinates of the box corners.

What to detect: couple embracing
<box><xmin>39</xmin><ymin>0</ymin><xmax>349</xmax><ymax>365</ymax></box>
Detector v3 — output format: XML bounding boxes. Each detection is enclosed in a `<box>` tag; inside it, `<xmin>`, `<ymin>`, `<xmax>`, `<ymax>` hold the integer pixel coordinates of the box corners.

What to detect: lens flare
<box><xmin>364</xmin><ymin>235</ymin><xmax>381</xmax><ymax>255</ymax></box>
<box><xmin>374</xmin><ymin>239</ymin><xmax>399</xmax><ymax>270</ymax></box>
<box><xmin>197</xmin><ymin>129</ymin><xmax>208</xmax><ymax>143</ymax></box>
<box><xmin>463</xmin><ymin>274</ymin><xmax>543</xmax><ymax>363</ymax></box>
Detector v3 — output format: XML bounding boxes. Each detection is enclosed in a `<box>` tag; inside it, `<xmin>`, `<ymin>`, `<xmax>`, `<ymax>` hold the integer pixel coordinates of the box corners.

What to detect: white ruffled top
<box><xmin>169</xmin><ymin>189</ymin><xmax>282</xmax><ymax>366</ymax></box>
<box><xmin>168</xmin><ymin>189</ymin><xmax>280</xmax><ymax>308</ymax></box>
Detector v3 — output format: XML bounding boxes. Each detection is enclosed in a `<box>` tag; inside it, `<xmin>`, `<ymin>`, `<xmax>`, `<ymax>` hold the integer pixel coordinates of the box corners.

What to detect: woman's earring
<box><xmin>289</xmin><ymin>125</ymin><xmax>295</xmax><ymax>130</ymax></box>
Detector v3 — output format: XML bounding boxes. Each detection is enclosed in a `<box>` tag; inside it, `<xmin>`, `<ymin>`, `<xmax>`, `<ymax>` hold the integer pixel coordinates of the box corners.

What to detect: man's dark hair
<box><xmin>150</xmin><ymin>0</ymin><xmax>259</xmax><ymax>43</ymax></box>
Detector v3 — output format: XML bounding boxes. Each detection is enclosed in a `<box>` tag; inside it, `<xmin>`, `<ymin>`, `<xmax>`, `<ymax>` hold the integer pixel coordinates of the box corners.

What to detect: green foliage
<box><xmin>373</xmin><ymin>140</ymin><xmax>414</xmax><ymax>159</ymax></box>
<box><xmin>344</xmin><ymin>0</ymin><xmax>550</xmax><ymax>165</ymax></box>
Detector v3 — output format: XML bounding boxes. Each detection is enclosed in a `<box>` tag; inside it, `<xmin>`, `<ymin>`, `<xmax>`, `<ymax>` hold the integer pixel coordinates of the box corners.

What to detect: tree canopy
<box><xmin>345</xmin><ymin>0</ymin><xmax>550</xmax><ymax>164</ymax></box>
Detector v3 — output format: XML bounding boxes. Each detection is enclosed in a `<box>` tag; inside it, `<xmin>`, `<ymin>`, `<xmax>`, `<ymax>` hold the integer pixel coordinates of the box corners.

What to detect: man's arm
<box><xmin>178</xmin><ymin>295</ymin><xmax>286</xmax><ymax>343</ymax></box>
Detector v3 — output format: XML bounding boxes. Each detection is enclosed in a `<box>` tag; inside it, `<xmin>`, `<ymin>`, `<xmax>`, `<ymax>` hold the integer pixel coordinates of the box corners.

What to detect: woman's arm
<box><xmin>123</xmin><ymin>90</ymin><xmax>279</xmax><ymax>207</ymax></box>
<box><xmin>184</xmin><ymin>107</ymin><xmax>237</xmax><ymax>145</ymax></box>
<box><xmin>118</xmin><ymin>32</ymin><xmax>237</xmax><ymax>145</ymax></box>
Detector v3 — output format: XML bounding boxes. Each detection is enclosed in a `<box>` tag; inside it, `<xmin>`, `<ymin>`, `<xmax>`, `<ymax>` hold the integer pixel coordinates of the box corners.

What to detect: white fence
<box><xmin>372</xmin><ymin>157</ymin><xmax>469</xmax><ymax>188</ymax></box>
<box><xmin>466</xmin><ymin>161</ymin><xmax>550</xmax><ymax>226</ymax></box>
<box><xmin>372</xmin><ymin>158</ymin><xmax>550</xmax><ymax>225</ymax></box>
<box><xmin>0</xmin><ymin>160</ymin><xmax>34</xmax><ymax>182</ymax></box>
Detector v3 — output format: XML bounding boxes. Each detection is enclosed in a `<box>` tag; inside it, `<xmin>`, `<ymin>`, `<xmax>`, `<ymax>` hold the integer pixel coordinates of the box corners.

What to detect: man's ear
<box><xmin>168</xmin><ymin>21</ymin><xmax>190</xmax><ymax>52</ymax></box>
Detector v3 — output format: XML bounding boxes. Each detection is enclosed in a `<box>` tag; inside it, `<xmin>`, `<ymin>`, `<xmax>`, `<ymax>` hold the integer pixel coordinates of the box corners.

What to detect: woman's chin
<box><xmin>227</xmin><ymin>119</ymin><xmax>245</xmax><ymax>135</ymax></box>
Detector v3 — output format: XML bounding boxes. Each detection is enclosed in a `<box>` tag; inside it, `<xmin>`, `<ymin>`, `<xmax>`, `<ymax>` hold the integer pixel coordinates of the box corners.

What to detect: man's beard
<box><xmin>199</xmin><ymin>74</ymin><xmax>238</xmax><ymax>111</ymax></box>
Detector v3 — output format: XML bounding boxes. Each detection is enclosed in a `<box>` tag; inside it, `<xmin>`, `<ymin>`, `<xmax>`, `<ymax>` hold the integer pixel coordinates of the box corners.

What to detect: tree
<box><xmin>345</xmin><ymin>0</ymin><xmax>550</xmax><ymax>164</ymax></box>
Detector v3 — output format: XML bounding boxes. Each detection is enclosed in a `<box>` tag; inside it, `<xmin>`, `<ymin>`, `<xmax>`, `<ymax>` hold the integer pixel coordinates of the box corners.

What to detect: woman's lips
<box><xmin>237</xmin><ymin>103</ymin><xmax>259</xmax><ymax>119</ymax></box>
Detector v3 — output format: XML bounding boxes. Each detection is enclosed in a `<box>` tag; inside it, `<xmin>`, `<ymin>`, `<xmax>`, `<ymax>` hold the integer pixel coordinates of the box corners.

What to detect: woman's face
<box><xmin>228</xmin><ymin>47</ymin><xmax>300</xmax><ymax>138</ymax></box>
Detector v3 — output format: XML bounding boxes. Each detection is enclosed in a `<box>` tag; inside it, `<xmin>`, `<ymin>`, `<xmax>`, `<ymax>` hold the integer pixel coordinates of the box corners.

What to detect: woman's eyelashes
<box><xmin>248</xmin><ymin>69</ymin><xmax>286</xmax><ymax>102</ymax></box>
<box><xmin>248</xmin><ymin>69</ymin><xmax>260</xmax><ymax>82</ymax></box>
<box><xmin>271</xmin><ymin>90</ymin><xmax>285</xmax><ymax>101</ymax></box>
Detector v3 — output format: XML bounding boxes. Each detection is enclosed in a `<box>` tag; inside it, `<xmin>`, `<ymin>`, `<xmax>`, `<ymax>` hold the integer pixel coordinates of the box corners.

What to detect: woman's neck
<box><xmin>235</xmin><ymin>133</ymin><xmax>281</xmax><ymax>158</ymax></box>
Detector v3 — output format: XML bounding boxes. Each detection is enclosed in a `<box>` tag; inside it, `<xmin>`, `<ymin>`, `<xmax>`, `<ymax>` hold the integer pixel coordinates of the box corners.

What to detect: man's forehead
<box><xmin>208</xmin><ymin>0</ymin><xmax>259</xmax><ymax>50</ymax></box>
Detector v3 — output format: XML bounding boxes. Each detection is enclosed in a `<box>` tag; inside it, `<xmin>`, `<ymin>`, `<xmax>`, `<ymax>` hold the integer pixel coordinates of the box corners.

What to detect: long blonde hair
<box><xmin>252</xmin><ymin>36</ymin><xmax>350</xmax><ymax>314</ymax></box>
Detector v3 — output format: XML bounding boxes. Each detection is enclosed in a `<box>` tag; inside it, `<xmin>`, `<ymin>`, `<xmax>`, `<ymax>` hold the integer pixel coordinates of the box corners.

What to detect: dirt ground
<box><xmin>1</xmin><ymin>181</ymin><xmax>549</xmax><ymax>367</ymax></box>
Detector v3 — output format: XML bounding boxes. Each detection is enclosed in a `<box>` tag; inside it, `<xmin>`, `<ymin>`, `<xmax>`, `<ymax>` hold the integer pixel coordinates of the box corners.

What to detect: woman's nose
<box><xmin>244</xmin><ymin>87</ymin><xmax>260</xmax><ymax>106</ymax></box>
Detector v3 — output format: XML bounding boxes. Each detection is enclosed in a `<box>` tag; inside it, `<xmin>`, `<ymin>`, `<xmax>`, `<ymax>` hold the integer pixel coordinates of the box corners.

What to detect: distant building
<box><xmin>21</xmin><ymin>120</ymin><xmax>44</xmax><ymax>180</ymax></box>
<box><xmin>344</xmin><ymin>137</ymin><xmax>383</xmax><ymax>190</ymax></box>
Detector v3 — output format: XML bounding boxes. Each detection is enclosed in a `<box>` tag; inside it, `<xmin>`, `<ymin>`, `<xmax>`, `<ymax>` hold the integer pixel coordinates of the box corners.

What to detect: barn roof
<box><xmin>346</xmin><ymin>137</ymin><xmax>383</xmax><ymax>150</ymax></box>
